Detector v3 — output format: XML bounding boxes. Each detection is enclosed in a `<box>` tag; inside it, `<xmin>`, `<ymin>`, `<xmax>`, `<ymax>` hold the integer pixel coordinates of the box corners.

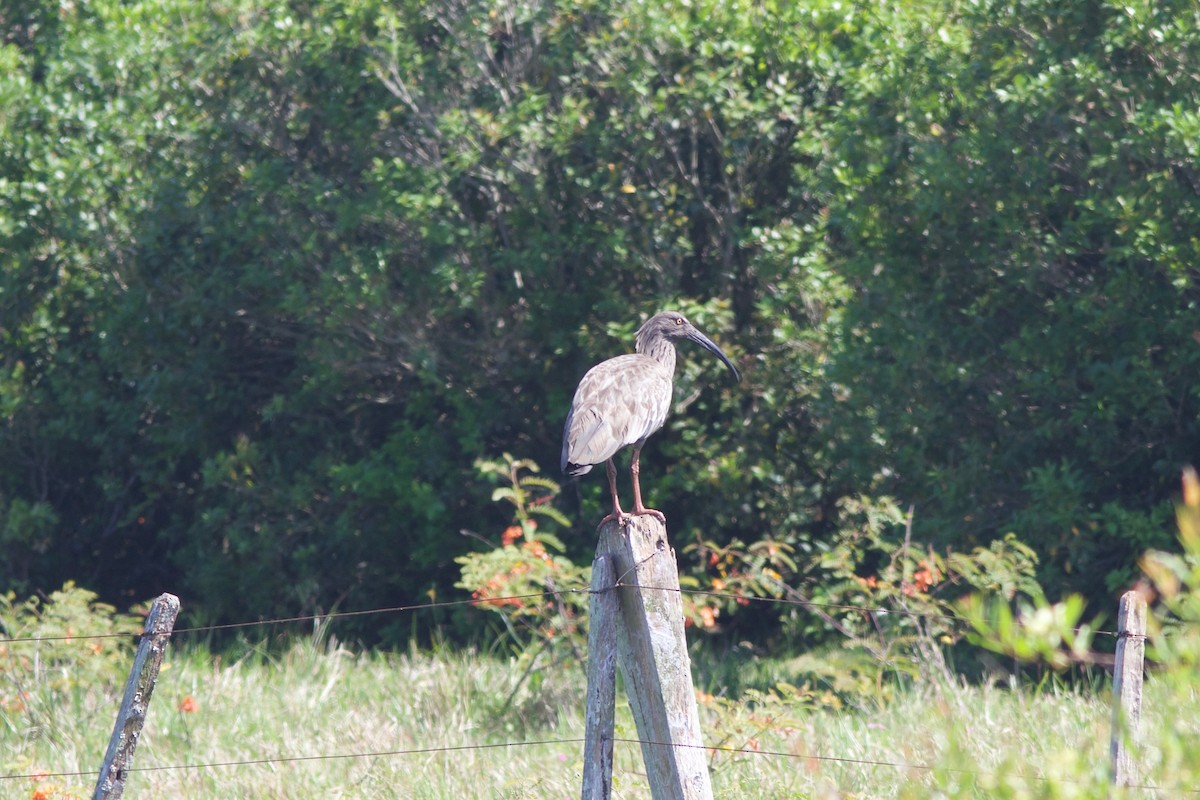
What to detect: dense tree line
<box><xmin>1</xmin><ymin>0</ymin><xmax>1197</xmax><ymax>640</ymax></box>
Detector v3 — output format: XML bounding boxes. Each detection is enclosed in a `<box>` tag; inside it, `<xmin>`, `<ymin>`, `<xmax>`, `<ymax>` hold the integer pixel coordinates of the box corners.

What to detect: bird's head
<box><xmin>636</xmin><ymin>311</ymin><xmax>740</xmax><ymax>382</ymax></box>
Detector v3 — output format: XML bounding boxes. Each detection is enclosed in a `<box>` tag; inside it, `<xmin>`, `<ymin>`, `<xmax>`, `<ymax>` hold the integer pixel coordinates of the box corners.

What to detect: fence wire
<box><xmin>2</xmin><ymin>734</ymin><xmax>1195</xmax><ymax>795</ymax></box>
<box><xmin>0</xmin><ymin>582</ymin><xmax>1121</xmax><ymax>646</ymax></box>
<box><xmin>0</xmin><ymin>583</ymin><xmax>1176</xmax><ymax>793</ymax></box>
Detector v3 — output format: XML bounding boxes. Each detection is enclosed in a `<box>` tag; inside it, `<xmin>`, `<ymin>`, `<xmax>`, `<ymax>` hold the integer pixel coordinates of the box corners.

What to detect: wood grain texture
<box><xmin>598</xmin><ymin>515</ymin><xmax>712</xmax><ymax>800</ymax></box>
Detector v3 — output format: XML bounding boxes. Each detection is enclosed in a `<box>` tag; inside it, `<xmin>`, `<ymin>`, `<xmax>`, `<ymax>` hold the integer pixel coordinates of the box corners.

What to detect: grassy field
<box><xmin>7</xmin><ymin>631</ymin><xmax>1193</xmax><ymax>800</ymax></box>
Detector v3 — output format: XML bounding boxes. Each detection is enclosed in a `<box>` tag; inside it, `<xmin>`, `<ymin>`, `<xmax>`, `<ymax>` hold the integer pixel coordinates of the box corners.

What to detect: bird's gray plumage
<box><xmin>561</xmin><ymin>311</ymin><xmax>739</xmax><ymax>524</ymax></box>
<box><xmin>561</xmin><ymin>353</ymin><xmax>673</xmax><ymax>475</ymax></box>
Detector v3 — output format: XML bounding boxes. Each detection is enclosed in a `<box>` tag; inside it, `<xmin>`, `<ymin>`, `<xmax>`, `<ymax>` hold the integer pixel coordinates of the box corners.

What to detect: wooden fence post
<box><xmin>582</xmin><ymin>554</ymin><xmax>618</xmax><ymax>800</ymax></box>
<box><xmin>1110</xmin><ymin>589</ymin><xmax>1146</xmax><ymax>787</ymax></box>
<box><xmin>94</xmin><ymin>592</ymin><xmax>181</xmax><ymax>800</ymax></box>
<box><xmin>597</xmin><ymin>515</ymin><xmax>713</xmax><ymax>800</ymax></box>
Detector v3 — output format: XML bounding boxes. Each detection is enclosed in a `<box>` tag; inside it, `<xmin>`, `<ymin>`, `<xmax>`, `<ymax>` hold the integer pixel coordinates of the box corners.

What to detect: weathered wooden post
<box><xmin>94</xmin><ymin>592</ymin><xmax>181</xmax><ymax>800</ymax></box>
<box><xmin>1110</xmin><ymin>589</ymin><xmax>1146</xmax><ymax>787</ymax></box>
<box><xmin>582</xmin><ymin>554</ymin><xmax>618</xmax><ymax>800</ymax></box>
<box><xmin>596</xmin><ymin>515</ymin><xmax>713</xmax><ymax>800</ymax></box>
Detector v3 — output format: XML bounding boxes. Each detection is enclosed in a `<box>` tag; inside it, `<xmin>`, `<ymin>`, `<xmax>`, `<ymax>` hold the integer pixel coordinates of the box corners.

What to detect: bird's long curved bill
<box><xmin>687</xmin><ymin>330</ymin><xmax>740</xmax><ymax>382</ymax></box>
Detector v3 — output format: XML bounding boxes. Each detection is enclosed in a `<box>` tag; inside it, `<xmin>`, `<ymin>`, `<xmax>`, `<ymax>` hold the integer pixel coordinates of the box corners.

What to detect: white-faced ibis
<box><xmin>561</xmin><ymin>311</ymin><xmax>740</xmax><ymax>526</ymax></box>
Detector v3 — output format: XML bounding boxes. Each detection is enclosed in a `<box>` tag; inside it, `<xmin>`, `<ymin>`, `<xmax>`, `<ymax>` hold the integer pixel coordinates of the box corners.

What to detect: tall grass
<box><xmin>3</xmin><ymin>630</ymin><xmax>1174</xmax><ymax>800</ymax></box>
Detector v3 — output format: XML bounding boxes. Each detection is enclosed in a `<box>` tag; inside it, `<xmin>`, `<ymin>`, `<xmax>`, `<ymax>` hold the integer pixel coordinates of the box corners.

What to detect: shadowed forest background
<box><xmin>2</xmin><ymin>0</ymin><xmax>1198</xmax><ymax>651</ymax></box>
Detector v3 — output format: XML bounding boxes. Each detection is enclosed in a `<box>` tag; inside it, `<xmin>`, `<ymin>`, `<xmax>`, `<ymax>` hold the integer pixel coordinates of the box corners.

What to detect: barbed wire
<box><xmin>619</xmin><ymin>583</ymin><xmax>1122</xmax><ymax>638</ymax></box>
<box><xmin>0</xmin><ymin>591</ymin><xmax>565</xmax><ymax>645</ymax></box>
<box><xmin>0</xmin><ymin>739</ymin><xmax>585</xmax><ymax>782</ymax></box>
<box><xmin>0</xmin><ymin>583</ymin><xmax>1163</xmax><ymax>788</ymax></box>
<box><xmin>2</xmin><ymin>733</ymin><xmax>1192</xmax><ymax>795</ymax></box>
<box><xmin>0</xmin><ymin>582</ymin><xmax>1121</xmax><ymax>646</ymax></box>
<box><xmin>614</xmin><ymin>738</ymin><xmax>1196</xmax><ymax>795</ymax></box>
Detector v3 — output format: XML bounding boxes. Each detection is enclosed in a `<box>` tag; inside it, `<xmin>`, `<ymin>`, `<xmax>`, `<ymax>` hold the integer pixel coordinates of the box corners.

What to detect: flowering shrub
<box><xmin>0</xmin><ymin>582</ymin><xmax>141</xmax><ymax>719</ymax></box>
<box><xmin>0</xmin><ymin>583</ymin><xmax>141</xmax><ymax>800</ymax></box>
<box><xmin>685</xmin><ymin>495</ymin><xmax>1051</xmax><ymax>696</ymax></box>
<box><xmin>456</xmin><ymin>455</ymin><xmax>588</xmax><ymax>662</ymax></box>
<box><xmin>803</xmin><ymin>498</ymin><xmax>1047</xmax><ymax>686</ymax></box>
<box><xmin>682</xmin><ymin>537</ymin><xmax>797</xmax><ymax>631</ymax></box>
<box><xmin>458</xmin><ymin>457</ymin><xmax>1064</xmax><ymax>702</ymax></box>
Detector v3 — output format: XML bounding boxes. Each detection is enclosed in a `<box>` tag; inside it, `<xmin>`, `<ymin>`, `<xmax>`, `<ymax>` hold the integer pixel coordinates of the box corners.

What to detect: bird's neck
<box><xmin>635</xmin><ymin>335</ymin><xmax>677</xmax><ymax>372</ymax></box>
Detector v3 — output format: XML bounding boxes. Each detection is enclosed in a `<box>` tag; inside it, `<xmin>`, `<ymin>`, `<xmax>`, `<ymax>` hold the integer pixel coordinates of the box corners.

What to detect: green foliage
<box><xmin>945</xmin><ymin>534</ymin><xmax>1043</xmax><ymax>601</ymax></box>
<box><xmin>0</xmin><ymin>0</ymin><xmax>1196</xmax><ymax>646</ymax></box>
<box><xmin>795</xmin><ymin>502</ymin><xmax>1048</xmax><ymax>690</ymax></box>
<box><xmin>1136</xmin><ymin>563</ymin><xmax>1200</xmax><ymax>800</ymax></box>
<box><xmin>0</xmin><ymin>494</ymin><xmax>58</xmax><ymax>595</ymax></box>
<box><xmin>0</xmin><ymin>582</ymin><xmax>140</xmax><ymax>733</ymax></box>
<box><xmin>927</xmin><ymin>467</ymin><xmax>1200</xmax><ymax>797</ymax></box>
<box><xmin>681</xmin><ymin>521</ymin><xmax>798</xmax><ymax>626</ymax></box>
<box><xmin>684</xmin><ymin>494</ymin><xmax>1051</xmax><ymax>700</ymax></box>
<box><xmin>456</xmin><ymin>454</ymin><xmax>588</xmax><ymax>709</ymax></box>
<box><xmin>1142</xmin><ymin>467</ymin><xmax>1200</xmax><ymax>666</ymax></box>
<box><xmin>3</xmin><ymin>630</ymin><xmax>1163</xmax><ymax>799</ymax></box>
<box><xmin>816</xmin><ymin>0</ymin><xmax>1200</xmax><ymax>608</ymax></box>
<box><xmin>476</xmin><ymin>453</ymin><xmax>571</xmax><ymax>534</ymax></box>
<box><xmin>958</xmin><ymin>591</ymin><xmax>1094</xmax><ymax>671</ymax></box>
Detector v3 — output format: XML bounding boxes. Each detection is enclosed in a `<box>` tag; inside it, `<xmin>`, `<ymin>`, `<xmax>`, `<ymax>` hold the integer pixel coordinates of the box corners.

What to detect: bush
<box><xmin>2</xmin><ymin>0</ymin><xmax>1197</xmax><ymax>642</ymax></box>
<box><xmin>0</xmin><ymin>582</ymin><xmax>141</xmax><ymax>728</ymax></box>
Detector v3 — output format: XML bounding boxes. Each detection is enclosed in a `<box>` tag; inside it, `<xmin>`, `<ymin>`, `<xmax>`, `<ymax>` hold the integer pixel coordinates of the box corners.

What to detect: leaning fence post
<box><xmin>94</xmin><ymin>592</ymin><xmax>181</xmax><ymax>800</ymax></box>
<box><xmin>1110</xmin><ymin>589</ymin><xmax>1146</xmax><ymax>787</ymax></box>
<box><xmin>598</xmin><ymin>515</ymin><xmax>713</xmax><ymax>800</ymax></box>
<box><xmin>582</xmin><ymin>554</ymin><xmax>618</xmax><ymax>800</ymax></box>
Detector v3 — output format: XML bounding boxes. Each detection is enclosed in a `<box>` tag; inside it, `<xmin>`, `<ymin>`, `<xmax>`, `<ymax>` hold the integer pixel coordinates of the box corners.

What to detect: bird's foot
<box><xmin>631</xmin><ymin>506</ymin><xmax>666</xmax><ymax>523</ymax></box>
<box><xmin>596</xmin><ymin>507</ymin><xmax>665</xmax><ymax>530</ymax></box>
<box><xmin>596</xmin><ymin>511</ymin><xmax>629</xmax><ymax>530</ymax></box>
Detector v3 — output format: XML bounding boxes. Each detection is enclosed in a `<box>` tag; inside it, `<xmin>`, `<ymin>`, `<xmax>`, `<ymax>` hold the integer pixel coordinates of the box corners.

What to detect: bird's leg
<box><xmin>629</xmin><ymin>443</ymin><xmax>666</xmax><ymax>522</ymax></box>
<box><xmin>597</xmin><ymin>458</ymin><xmax>629</xmax><ymax>528</ymax></box>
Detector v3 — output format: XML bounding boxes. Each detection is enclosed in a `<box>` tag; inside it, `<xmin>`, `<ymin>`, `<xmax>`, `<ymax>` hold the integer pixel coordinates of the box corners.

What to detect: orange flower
<box><xmin>698</xmin><ymin>605</ymin><xmax>718</xmax><ymax>629</ymax></box>
<box><xmin>911</xmin><ymin>561</ymin><xmax>941</xmax><ymax>592</ymax></box>
<box><xmin>179</xmin><ymin>695</ymin><xmax>198</xmax><ymax>713</ymax></box>
<box><xmin>522</xmin><ymin>540</ymin><xmax>550</xmax><ymax>561</ymax></box>
<box><xmin>472</xmin><ymin>584</ymin><xmax>526</xmax><ymax>608</ymax></box>
<box><xmin>501</xmin><ymin>525</ymin><xmax>523</xmax><ymax>546</ymax></box>
<box><xmin>32</xmin><ymin>790</ymin><xmax>51</xmax><ymax>800</ymax></box>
